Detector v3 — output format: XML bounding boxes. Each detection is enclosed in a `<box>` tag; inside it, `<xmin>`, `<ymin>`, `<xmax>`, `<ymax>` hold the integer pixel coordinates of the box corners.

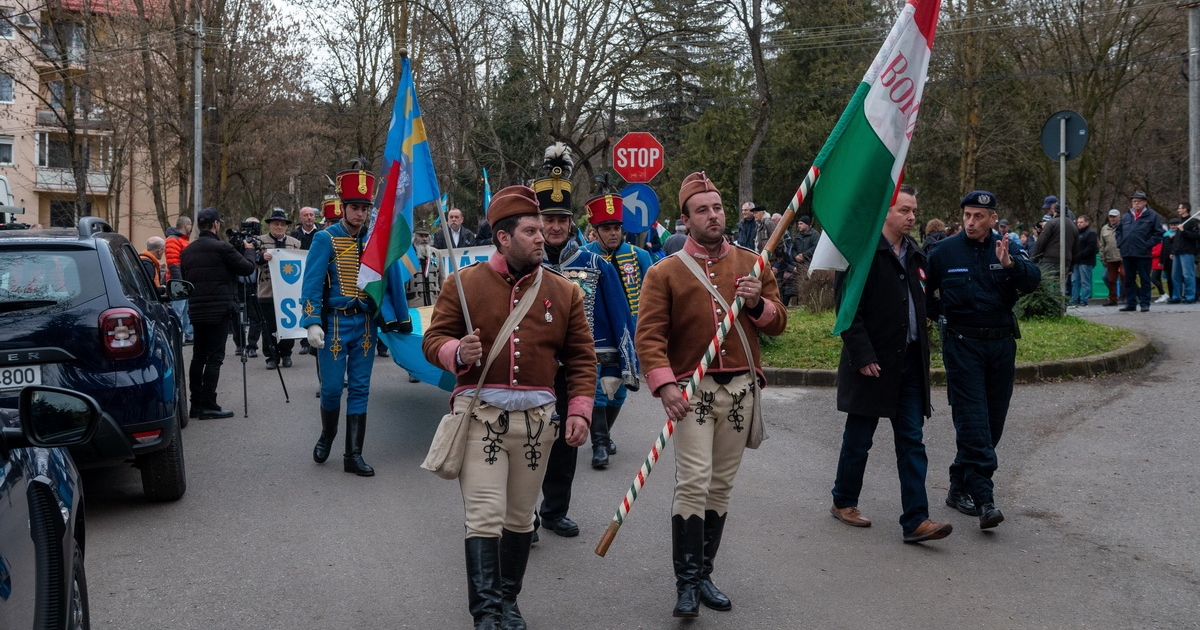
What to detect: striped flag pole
<box><xmin>595</xmin><ymin>166</ymin><xmax>820</xmax><ymax>557</ymax></box>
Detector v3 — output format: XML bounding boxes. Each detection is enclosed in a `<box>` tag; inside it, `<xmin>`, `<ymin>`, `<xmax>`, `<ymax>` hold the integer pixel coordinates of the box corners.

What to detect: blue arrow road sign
<box><xmin>620</xmin><ymin>183</ymin><xmax>659</xmax><ymax>234</ymax></box>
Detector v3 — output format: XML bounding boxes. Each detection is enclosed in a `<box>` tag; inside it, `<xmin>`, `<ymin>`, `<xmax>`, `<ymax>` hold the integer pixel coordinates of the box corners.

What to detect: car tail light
<box><xmin>132</xmin><ymin>430</ymin><xmax>161</xmax><ymax>444</ymax></box>
<box><xmin>100</xmin><ymin>307</ymin><xmax>145</xmax><ymax>360</ymax></box>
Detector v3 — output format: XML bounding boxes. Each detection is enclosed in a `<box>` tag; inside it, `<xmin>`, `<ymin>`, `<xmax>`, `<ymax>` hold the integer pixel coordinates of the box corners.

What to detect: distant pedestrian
<box><xmin>1171</xmin><ymin>203</ymin><xmax>1199</xmax><ymax>303</ymax></box>
<box><xmin>1099</xmin><ymin>209</ymin><xmax>1123</xmax><ymax>305</ymax></box>
<box><xmin>1070</xmin><ymin>215</ymin><xmax>1098</xmax><ymax>306</ymax></box>
<box><xmin>1116</xmin><ymin>191</ymin><xmax>1164</xmax><ymax>312</ymax></box>
<box><xmin>140</xmin><ymin>236</ymin><xmax>167</xmax><ymax>288</ymax></box>
<box><xmin>166</xmin><ymin>215</ymin><xmax>193</xmax><ymax>342</ymax></box>
<box><xmin>257</xmin><ymin>209</ymin><xmax>301</xmax><ymax>370</ymax></box>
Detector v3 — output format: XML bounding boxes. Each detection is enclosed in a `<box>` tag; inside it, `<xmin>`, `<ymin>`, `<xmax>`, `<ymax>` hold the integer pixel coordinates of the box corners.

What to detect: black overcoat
<box><xmin>835</xmin><ymin>235</ymin><xmax>931</xmax><ymax>419</ymax></box>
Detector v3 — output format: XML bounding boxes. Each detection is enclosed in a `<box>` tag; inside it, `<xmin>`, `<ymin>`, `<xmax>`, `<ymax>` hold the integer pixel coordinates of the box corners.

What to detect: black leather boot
<box><xmin>590</xmin><ymin>406</ymin><xmax>609</xmax><ymax>469</ymax></box>
<box><xmin>465</xmin><ymin>537</ymin><xmax>503</xmax><ymax>630</ymax></box>
<box><xmin>343</xmin><ymin>413</ymin><xmax>374</xmax><ymax>476</ymax></box>
<box><xmin>604</xmin><ymin>406</ymin><xmax>621</xmax><ymax>455</ymax></box>
<box><xmin>313</xmin><ymin>407</ymin><xmax>339</xmax><ymax>463</ymax></box>
<box><xmin>699</xmin><ymin>510</ymin><xmax>732</xmax><ymax>611</ymax></box>
<box><xmin>672</xmin><ymin>514</ymin><xmax>704</xmax><ymax>618</ymax></box>
<box><xmin>499</xmin><ymin>529</ymin><xmax>534</xmax><ymax>630</ymax></box>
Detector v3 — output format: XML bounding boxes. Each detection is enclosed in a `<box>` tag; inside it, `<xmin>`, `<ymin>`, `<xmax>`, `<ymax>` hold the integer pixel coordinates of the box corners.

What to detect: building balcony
<box><xmin>36</xmin><ymin>108</ymin><xmax>109</xmax><ymax>131</ymax></box>
<box><xmin>34</xmin><ymin>167</ymin><xmax>109</xmax><ymax>194</ymax></box>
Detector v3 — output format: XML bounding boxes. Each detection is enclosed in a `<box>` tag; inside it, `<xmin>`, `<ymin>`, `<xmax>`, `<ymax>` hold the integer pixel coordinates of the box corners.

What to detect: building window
<box><xmin>0</xmin><ymin>136</ymin><xmax>12</xmax><ymax>165</ymax></box>
<box><xmin>0</xmin><ymin>8</ymin><xmax>13</xmax><ymax>39</ymax></box>
<box><xmin>35</xmin><ymin>131</ymin><xmax>73</xmax><ymax>168</ymax></box>
<box><xmin>50</xmin><ymin>200</ymin><xmax>89</xmax><ymax>228</ymax></box>
<box><xmin>0</xmin><ymin>74</ymin><xmax>12</xmax><ymax>103</ymax></box>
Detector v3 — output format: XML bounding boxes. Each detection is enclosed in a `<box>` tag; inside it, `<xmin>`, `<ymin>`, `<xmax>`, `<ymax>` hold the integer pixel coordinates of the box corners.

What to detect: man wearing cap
<box><xmin>829</xmin><ymin>184</ymin><xmax>953</xmax><ymax>544</ymax></box>
<box><xmin>637</xmin><ymin>172</ymin><xmax>787</xmax><ymax>618</ymax></box>
<box><xmin>997</xmin><ymin>219</ymin><xmax>1020</xmax><ymax>247</ymax></box>
<box><xmin>1116</xmin><ymin>190</ymin><xmax>1164</xmax><ymax>311</ymax></box>
<box><xmin>583</xmin><ymin>192</ymin><xmax>652</xmax><ymax>464</ymax></box>
<box><xmin>257</xmin><ymin>209</ymin><xmax>301</xmax><ymax>369</ymax></box>
<box><xmin>927</xmin><ymin>191</ymin><xmax>1040</xmax><ymax>530</ymax></box>
<box><xmin>663</xmin><ymin>218</ymin><xmax>688</xmax><ymax>256</ymax></box>
<box><xmin>531</xmin><ymin>146</ymin><xmax>638</xmax><ymax>536</ymax></box>
<box><xmin>423</xmin><ymin>185</ymin><xmax>596</xmax><ymax>630</ymax></box>
<box><xmin>790</xmin><ymin>215</ymin><xmax>820</xmax><ymax>269</ymax></box>
<box><xmin>1031</xmin><ymin>196</ymin><xmax>1078</xmax><ymax>280</ymax></box>
<box><xmin>181</xmin><ymin>207</ymin><xmax>257</xmax><ymax>419</ymax></box>
<box><xmin>405</xmin><ymin>227</ymin><xmax>441</xmax><ymax>308</ymax></box>
<box><xmin>1099</xmin><ymin>209</ymin><xmax>1123</xmax><ymax>305</ymax></box>
<box><xmin>302</xmin><ymin>169</ymin><xmax>380</xmax><ymax>476</ymax></box>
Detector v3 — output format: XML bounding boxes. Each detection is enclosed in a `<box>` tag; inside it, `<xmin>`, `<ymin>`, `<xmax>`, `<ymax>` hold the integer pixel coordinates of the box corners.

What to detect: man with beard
<box><xmin>533</xmin><ymin>144</ymin><xmax>637</xmax><ymax>538</ymax></box>
<box><xmin>423</xmin><ymin>185</ymin><xmax>595</xmax><ymax>630</ymax></box>
<box><xmin>637</xmin><ymin>172</ymin><xmax>787</xmax><ymax>618</ymax></box>
<box><xmin>302</xmin><ymin>167</ymin><xmax>380</xmax><ymax>476</ymax></box>
<box><xmin>406</xmin><ymin>227</ymin><xmax>441</xmax><ymax>308</ymax></box>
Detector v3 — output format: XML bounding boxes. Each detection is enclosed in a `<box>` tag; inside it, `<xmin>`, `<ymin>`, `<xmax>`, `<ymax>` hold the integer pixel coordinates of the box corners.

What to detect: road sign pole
<box><xmin>1060</xmin><ymin>116</ymin><xmax>1068</xmax><ymax>296</ymax></box>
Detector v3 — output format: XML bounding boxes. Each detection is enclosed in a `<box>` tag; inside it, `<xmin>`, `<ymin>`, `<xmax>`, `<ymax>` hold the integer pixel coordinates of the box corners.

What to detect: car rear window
<box><xmin>0</xmin><ymin>250</ymin><xmax>105</xmax><ymax>311</ymax></box>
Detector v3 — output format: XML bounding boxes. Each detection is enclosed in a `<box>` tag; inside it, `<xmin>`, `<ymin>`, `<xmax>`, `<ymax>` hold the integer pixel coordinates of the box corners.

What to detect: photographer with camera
<box><xmin>181</xmin><ymin>207</ymin><xmax>257</xmax><ymax>419</ymax></box>
<box><xmin>257</xmin><ymin>209</ymin><xmax>301</xmax><ymax>369</ymax></box>
<box><xmin>229</xmin><ymin>217</ymin><xmax>262</xmax><ymax>358</ymax></box>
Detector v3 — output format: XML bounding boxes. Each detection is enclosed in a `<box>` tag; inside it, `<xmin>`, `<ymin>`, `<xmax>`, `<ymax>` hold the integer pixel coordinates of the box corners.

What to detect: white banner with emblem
<box><xmin>267</xmin><ymin>249</ymin><xmax>309</xmax><ymax>339</ymax></box>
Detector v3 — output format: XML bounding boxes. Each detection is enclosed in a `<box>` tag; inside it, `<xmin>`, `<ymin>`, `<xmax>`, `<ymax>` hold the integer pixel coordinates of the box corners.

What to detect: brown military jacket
<box><xmin>636</xmin><ymin>238</ymin><xmax>787</xmax><ymax>396</ymax></box>
<box><xmin>423</xmin><ymin>253</ymin><xmax>597</xmax><ymax>421</ymax></box>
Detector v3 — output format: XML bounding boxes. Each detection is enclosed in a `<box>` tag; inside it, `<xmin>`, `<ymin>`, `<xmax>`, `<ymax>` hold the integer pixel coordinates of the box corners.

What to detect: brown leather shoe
<box><xmin>830</xmin><ymin>505</ymin><xmax>871</xmax><ymax>527</ymax></box>
<box><xmin>903</xmin><ymin>519</ymin><xmax>953</xmax><ymax>543</ymax></box>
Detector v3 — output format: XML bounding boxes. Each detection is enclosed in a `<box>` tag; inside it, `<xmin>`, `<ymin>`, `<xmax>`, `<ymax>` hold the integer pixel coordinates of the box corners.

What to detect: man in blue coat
<box><xmin>1116</xmin><ymin>190</ymin><xmax>1164</xmax><ymax>312</ymax></box>
<box><xmin>301</xmin><ymin>168</ymin><xmax>379</xmax><ymax>476</ymax></box>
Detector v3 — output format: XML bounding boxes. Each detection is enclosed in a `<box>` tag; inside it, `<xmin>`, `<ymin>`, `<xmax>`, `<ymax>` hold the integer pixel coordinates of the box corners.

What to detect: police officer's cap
<box><xmin>959</xmin><ymin>190</ymin><xmax>997</xmax><ymax>210</ymax></box>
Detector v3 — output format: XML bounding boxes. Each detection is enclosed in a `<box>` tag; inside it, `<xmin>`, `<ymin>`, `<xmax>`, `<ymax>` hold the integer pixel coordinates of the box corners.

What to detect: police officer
<box><xmin>926</xmin><ymin>190</ymin><xmax>1040</xmax><ymax>529</ymax></box>
<box><xmin>301</xmin><ymin>169</ymin><xmax>379</xmax><ymax>476</ymax></box>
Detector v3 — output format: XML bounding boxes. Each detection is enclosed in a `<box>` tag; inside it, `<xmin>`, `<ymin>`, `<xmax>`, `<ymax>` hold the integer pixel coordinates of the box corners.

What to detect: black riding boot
<box><xmin>672</xmin><ymin>514</ymin><xmax>704</xmax><ymax>618</ymax></box>
<box><xmin>604</xmin><ymin>406</ymin><xmax>621</xmax><ymax>455</ymax></box>
<box><xmin>465</xmin><ymin>537</ymin><xmax>503</xmax><ymax>630</ymax></box>
<box><xmin>312</xmin><ymin>407</ymin><xmax>339</xmax><ymax>463</ymax></box>
<box><xmin>589</xmin><ymin>406</ymin><xmax>610</xmax><ymax>468</ymax></box>
<box><xmin>343</xmin><ymin>413</ymin><xmax>374</xmax><ymax>476</ymax></box>
<box><xmin>499</xmin><ymin>529</ymin><xmax>534</xmax><ymax>630</ymax></box>
<box><xmin>699</xmin><ymin>510</ymin><xmax>732</xmax><ymax>611</ymax></box>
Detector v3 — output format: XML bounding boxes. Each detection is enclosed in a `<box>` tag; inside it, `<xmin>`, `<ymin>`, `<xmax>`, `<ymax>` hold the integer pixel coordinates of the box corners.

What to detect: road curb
<box><xmin>762</xmin><ymin>332</ymin><xmax>1155</xmax><ymax>388</ymax></box>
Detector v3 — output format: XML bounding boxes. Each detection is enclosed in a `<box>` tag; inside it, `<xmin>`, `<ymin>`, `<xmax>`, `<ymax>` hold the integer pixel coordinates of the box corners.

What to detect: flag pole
<box><xmin>434</xmin><ymin>197</ymin><xmax>479</xmax><ymax>364</ymax></box>
<box><xmin>595</xmin><ymin>165</ymin><xmax>820</xmax><ymax>557</ymax></box>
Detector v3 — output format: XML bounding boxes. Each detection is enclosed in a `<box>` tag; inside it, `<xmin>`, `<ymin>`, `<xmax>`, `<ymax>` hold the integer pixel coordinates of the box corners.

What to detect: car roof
<box><xmin>0</xmin><ymin>223</ymin><xmax>131</xmax><ymax>250</ymax></box>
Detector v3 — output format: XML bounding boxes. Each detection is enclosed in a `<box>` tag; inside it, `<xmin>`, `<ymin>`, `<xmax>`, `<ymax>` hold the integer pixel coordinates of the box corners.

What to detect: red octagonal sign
<box><xmin>612</xmin><ymin>132</ymin><xmax>664</xmax><ymax>183</ymax></box>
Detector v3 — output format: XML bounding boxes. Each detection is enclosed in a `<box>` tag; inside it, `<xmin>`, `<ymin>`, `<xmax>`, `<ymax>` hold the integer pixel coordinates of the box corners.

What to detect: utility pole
<box><xmin>192</xmin><ymin>11</ymin><xmax>203</xmax><ymax>225</ymax></box>
<box><xmin>1188</xmin><ymin>3</ymin><xmax>1199</xmax><ymax>212</ymax></box>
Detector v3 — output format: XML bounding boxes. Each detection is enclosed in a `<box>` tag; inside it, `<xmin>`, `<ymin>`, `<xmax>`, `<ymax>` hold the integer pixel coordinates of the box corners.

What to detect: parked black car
<box><xmin>0</xmin><ymin>218</ymin><xmax>191</xmax><ymax>501</ymax></box>
<box><xmin>0</xmin><ymin>385</ymin><xmax>105</xmax><ymax>630</ymax></box>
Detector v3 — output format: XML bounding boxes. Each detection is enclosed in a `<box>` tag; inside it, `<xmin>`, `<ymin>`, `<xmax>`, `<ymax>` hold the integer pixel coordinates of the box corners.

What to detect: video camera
<box><xmin>226</xmin><ymin>219</ymin><xmax>263</xmax><ymax>250</ymax></box>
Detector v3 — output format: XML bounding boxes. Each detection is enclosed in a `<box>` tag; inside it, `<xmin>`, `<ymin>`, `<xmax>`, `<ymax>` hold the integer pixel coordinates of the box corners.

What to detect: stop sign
<box><xmin>612</xmin><ymin>132</ymin><xmax>664</xmax><ymax>183</ymax></box>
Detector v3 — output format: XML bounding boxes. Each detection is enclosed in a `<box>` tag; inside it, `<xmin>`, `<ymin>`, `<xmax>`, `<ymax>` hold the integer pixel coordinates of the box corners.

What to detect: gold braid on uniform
<box><xmin>359</xmin><ymin>331</ymin><xmax>372</xmax><ymax>357</ymax></box>
<box><xmin>694</xmin><ymin>389</ymin><xmax>716</xmax><ymax>425</ymax></box>
<box><xmin>328</xmin><ymin>313</ymin><xmax>343</xmax><ymax>361</ymax></box>
<box><xmin>331</xmin><ymin>237</ymin><xmax>369</xmax><ymax>299</ymax></box>
<box><xmin>481</xmin><ymin>412</ymin><xmax>510</xmax><ymax>465</ymax></box>
<box><xmin>521</xmin><ymin>411</ymin><xmax>546</xmax><ymax>471</ymax></box>
<box><xmin>727</xmin><ymin>390</ymin><xmax>748</xmax><ymax>433</ymax></box>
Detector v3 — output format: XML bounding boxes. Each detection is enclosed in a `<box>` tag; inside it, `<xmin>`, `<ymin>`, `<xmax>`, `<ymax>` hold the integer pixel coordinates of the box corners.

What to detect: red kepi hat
<box><xmin>322</xmin><ymin>195</ymin><xmax>342</xmax><ymax>221</ymax></box>
<box><xmin>336</xmin><ymin>169</ymin><xmax>376</xmax><ymax>206</ymax></box>
<box><xmin>585</xmin><ymin>194</ymin><xmax>623</xmax><ymax>227</ymax></box>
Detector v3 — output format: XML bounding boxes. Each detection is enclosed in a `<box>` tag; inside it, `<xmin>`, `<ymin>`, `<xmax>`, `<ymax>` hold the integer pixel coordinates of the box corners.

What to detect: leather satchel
<box><xmin>675</xmin><ymin>252</ymin><xmax>768</xmax><ymax>449</ymax></box>
<box><xmin>421</xmin><ymin>269</ymin><xmax>544</xmax><ymax>479</ymax></box>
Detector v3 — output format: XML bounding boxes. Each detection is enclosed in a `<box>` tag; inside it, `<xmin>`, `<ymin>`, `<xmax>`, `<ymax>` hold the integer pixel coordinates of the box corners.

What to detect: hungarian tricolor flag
<box><xmin>358</xmin><ymin>57</ymin><xmax>440</xmax><ymax>304</ymax></box>
<box><xmin>808</xmin><ymin>0</ymin><xmax>941</xmax><ymax>334</ymax></box>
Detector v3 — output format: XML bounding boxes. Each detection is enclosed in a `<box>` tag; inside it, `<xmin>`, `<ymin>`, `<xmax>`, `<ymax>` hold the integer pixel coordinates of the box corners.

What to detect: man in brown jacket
<box><xmin>636</xmin><ymin>172</ymin><xmax>787</xmax><ymax>619</ymax></box>
<box><xmin>1099</xmin><ymin>208</ymin><xmax>1123</xmax><ymax>305</ymax></box>
<box><xmin>423</xmin><ymin>185</ymin><xmax>596</xmax><ymax>630</ymax></box>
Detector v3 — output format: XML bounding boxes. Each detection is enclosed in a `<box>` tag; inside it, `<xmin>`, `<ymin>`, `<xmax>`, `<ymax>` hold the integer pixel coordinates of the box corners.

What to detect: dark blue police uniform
<box><xmin>926</xmin><ymin>191</ymin><xmax>1040</xmax><ymax>526</ymax></box>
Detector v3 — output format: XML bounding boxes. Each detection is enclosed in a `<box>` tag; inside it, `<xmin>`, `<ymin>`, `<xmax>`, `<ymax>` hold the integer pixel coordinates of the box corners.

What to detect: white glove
<box><xmin>307</xmin><ymin>325</ymin><xmax>325</xmax><ymax>349</ymax></box>
<box><xmin>601</xmin><ymin>376</ymin><xmax>622</xmax><ymax>400</ymax></box>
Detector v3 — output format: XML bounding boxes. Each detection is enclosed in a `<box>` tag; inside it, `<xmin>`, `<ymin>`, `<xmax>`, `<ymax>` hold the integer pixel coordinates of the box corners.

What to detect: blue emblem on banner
<box><xmin>280</xmin><ymin>259</ymin><xmax>303</xmax><ymax>285</ymax></box>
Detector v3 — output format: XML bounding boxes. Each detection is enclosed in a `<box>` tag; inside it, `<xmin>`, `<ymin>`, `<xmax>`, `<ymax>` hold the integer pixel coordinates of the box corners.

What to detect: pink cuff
<box><xmin>749</xmin><ymin>299</ymin><xmax>777</xmax><ymax>328</ymax></box>
<box><xmin>646</xmin><ymin>367</ymin><xmax>678</xmax><ymax>398</ymax></box>
<box><xmin>568</xmin><ymin>396</ymin><xmax>594</xmax><ymax>425</ymax></box>
<box><xmin>437</xmin><ymin>339</ymin><xmax>470</xmax><ymax>375</ymax></box>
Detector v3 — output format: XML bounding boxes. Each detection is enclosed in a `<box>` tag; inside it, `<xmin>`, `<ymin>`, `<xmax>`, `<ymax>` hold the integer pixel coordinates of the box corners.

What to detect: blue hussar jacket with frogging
<box><xmin>300</xmin><ymin>220</ymin><xmax>371</xmax><ymax>328</ymax></box>
<box><xmin>584</xmin><ymin>240</ymin><xmax>652</xmax><ymax>324</ymax></box>
<box><xmin>545</xmin><ymin>241</ymin><xmax>638</xmax><ymax>379</ymax></box>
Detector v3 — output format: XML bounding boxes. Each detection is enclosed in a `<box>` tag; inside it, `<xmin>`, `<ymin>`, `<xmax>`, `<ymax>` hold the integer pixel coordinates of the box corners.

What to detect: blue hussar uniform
<box><xmin>926</xmin><ymin>190</ymin><xmax>1040</xmax><ymax>525</ymax></box>
<box><xmin>302</xmin><ymin>168</ymin><xmax>379</xmax><ymax>476</ymax></box>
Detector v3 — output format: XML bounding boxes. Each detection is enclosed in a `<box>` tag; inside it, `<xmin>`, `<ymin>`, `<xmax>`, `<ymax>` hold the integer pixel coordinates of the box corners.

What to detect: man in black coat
<box><xmin>829</xmin><ymin>185</ymin><xmax>952</xmax><ymax>544</ymax></box>
<box><xmin>181</xmin><ymin>207</ymin><xmax>256</xmax><ymax>419</ymax></box>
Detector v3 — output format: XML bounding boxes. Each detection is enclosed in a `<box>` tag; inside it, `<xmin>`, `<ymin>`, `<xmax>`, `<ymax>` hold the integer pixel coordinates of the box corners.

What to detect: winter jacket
<box><xmin>1099</xmin><ymin>223</ymin><xmax>1121</xmax><ymax>263</ymax></box>
<box><xmin>180</xmin><ymin>230</ymin><xmax>256</xmax><ymax>323</ymax></box>
<box><xmin>1116</xmin><ymin>208</ymin><xmax>1164</xmax><ymax>258</ymax></box>
<box><xmin>1073</xmin><ymin>225</ymin><xmax>1099</xmax><ymax>266</ymax></box>
<box><xmin>1175</xmin><ymin>216</ymin><xmax>1200</xmax><ymax>256</ymax></box>
<box><xmin>164</xmin><ymin>227</ymin><xmax>189</xmax><ymax>280</ymax></box>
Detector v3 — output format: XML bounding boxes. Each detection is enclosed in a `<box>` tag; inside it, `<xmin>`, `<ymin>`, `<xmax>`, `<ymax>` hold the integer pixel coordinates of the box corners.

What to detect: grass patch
<box><xmin>760</xmin><ymin>308</ymin><xmax>1135</xmax><ymax>370</ymax></box>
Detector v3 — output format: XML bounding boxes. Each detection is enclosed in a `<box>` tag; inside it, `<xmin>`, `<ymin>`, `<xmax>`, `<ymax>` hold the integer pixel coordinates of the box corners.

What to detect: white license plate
<box><xmin>0</xmin><ymin>365</ymin><xmax>42</xmax><ymax>391</ymax></box>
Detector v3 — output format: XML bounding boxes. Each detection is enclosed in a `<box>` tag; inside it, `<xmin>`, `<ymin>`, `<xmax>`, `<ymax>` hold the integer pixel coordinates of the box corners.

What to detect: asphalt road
<box><xmin>83</xmin><ymin>305</ymin><xmax>1200</xmax><ymax>630</ymax></box>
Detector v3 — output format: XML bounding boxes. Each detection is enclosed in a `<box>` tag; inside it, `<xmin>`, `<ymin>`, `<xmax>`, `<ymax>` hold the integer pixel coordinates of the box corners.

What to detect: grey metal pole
<box><xmin>1059</xmin><ymin>116</ymin><xmax>1068</xmax><ymax>294</ymax></box>
<box><xmin>192</xmin><ymin>13</ymin><xmax>203</xmax><ymax>224</ymax></box>
<box><xmin>1190</xmin><ymin>5</ymin><xmax>1199</xmax><ymax>213</ymax></box>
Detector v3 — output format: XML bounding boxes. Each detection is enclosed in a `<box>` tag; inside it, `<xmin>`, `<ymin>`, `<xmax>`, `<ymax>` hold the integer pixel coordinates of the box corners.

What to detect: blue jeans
<box><xmin>1122</xmin><ymin>256</ymin><xmax>1153</xmax><ymax>308</ymax></box>
<box><xmin>1172</xmin><ymin>253</ymin><xmax>1196</xmax><ymax>301</ymax></box>
<box><xmin>943</xmin><ymin>333</ymin><xmax>1015</xmax><ymax>506</ymax></box>
<box><xmin>1070</xmin><ymin>263</ymin><xmax>1093</xmax><ymax>304</ymax></box>
<box><xmin>172</xmin><ymin>298</ymin><xmax>193</xmax><ymax>340</ymax></box>
<box><xmin>831</xmin><ymin>350</ymin><xmax>929</xmax><ymax>534</ymax></box>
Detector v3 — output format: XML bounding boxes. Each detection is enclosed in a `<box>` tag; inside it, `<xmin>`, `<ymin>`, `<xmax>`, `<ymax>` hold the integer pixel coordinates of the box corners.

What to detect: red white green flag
<box><xmin>808</xmin><ymin>0</ymin><xmax>941</xmax><ymax>334</ymax></box>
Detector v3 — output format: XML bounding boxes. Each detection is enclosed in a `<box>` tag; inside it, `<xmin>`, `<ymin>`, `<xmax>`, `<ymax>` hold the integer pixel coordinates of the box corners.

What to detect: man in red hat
<box><xmin>301</xmin><ymin>169</ymin><xmax>380</xmax><ymax>476</ymax></box>
<box><xmin>423</xmin><ymin>184</ymin><xmax>596</xmax><ymax>630</ymax></box>
<box><xmin>636</xmin><ymin>171</ymin><xmax>787</xmax><ymax>618</ymax></box>
<box><xmin>582</xmin><ymin>192</ymin><xmax>652</xmax><ymax>468</ymax></box>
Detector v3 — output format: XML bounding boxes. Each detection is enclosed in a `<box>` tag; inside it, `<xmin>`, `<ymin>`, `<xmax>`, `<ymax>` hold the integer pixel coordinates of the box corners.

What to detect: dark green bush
<box><xmin>1015</xmin><ymin>270</ymin><xmax>1067</xmax><ymax>320</ymax></box>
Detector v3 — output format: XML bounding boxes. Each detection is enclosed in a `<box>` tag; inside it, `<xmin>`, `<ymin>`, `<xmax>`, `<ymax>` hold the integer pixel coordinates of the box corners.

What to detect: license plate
<box><xmin>0</xmin><ymin>365</ymin><xmax>41</xmax><ymax>391</ymax></box>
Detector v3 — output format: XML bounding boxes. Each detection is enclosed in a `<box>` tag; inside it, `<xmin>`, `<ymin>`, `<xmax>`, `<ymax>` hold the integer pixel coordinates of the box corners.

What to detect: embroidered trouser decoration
<box><xmin>672</xmin><ymin>373</ymin><xmax>754</xmax><ymax>519</ymax></box>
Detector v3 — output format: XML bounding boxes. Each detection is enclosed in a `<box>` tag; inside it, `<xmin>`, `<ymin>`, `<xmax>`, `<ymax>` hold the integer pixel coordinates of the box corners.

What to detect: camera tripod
<box><xmin>234</xmin><ymin>280</ymin><xmax>290</xmax><ymax>417</ymax></box>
